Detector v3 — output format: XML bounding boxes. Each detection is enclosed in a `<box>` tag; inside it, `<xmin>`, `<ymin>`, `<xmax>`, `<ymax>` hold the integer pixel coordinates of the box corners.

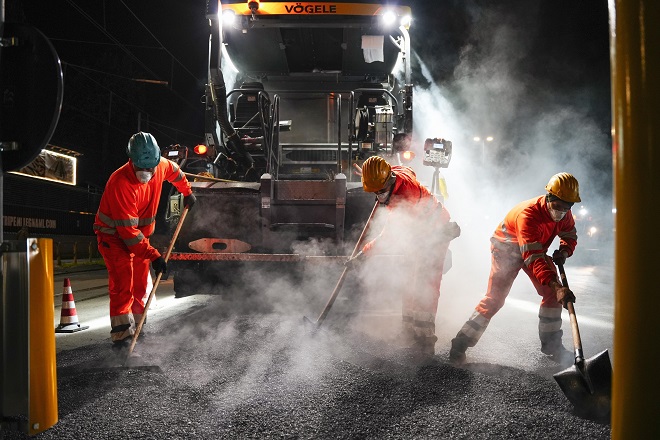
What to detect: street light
<box><xmin>473</xmin><ymin>136</ymin><xmax>494</xmax><ymax>164</ymax></box>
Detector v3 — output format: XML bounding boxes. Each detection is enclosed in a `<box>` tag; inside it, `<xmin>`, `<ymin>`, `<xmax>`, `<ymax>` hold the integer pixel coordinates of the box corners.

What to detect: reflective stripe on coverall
<box><xmin>362</xmin><ymin>165</ymin><xmax>452</xmax><ymax>340</ymax></box>
<box><xmin>94</xmin><ymin>157</ymin><xmax>191</xmax><ymax>342</ymax></box>
<box><xmin>455</xmin><ymin>195</ymin><xmax>577</xmax><ymax>348</ymax></box>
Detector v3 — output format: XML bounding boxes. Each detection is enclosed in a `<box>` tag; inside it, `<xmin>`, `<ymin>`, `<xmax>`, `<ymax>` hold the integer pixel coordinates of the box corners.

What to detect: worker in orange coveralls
<box><xmin>94</xmin><ymin>132</ymin><xmax>196</xmax><ymax>349</ymax></box>
<box><xmin>348</xmin><ymin>156</ymin><xmax>461</xmax><ymax>356</ymax></box>
<box><xmin>449</xmin><ymin>172</ymin><xmax>580</xmax><ymax>365</ymax></box>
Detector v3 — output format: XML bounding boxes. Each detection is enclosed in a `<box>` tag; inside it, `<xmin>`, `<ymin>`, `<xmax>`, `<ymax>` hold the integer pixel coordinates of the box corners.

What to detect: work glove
<box><xmin>152</xmin><ymin>256</ymin><xmax>168</xmax><ymax>279</ymax></box>
<box><xmin>555</xmin><ymin>286</ymin><xmax>576</xmax><ymax>309</ymax></box>
<box><xmin>184</xmin><ymin>193</ymin><xmax>197</xmax><ymax>209</ymax></box>
<box><xmin>552</xmin><ymin>249</ymin><xmax>568</xmax><ymax>266</ymax></box>
<box><xmin>344</xmin><ymin>250</ymin><xmax>366</xmax><ymax>269</ymax></box>
<box><xmin>441</xmin><ymin>221</ymin><xmax>461</xmax><ymax>242</ymax></box>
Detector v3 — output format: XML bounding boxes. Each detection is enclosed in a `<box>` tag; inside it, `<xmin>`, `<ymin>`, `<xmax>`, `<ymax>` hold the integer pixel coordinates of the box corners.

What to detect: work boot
<box><xmin>412</xmin><ymin>335</ymin><xmax>437</xmax><ymax>357</ymax></box>
<box><xmin>449</xmin><ymin>335</ymin><xmax>472</xmax><ymax>365</ymax></box>
<box><xmin>541</xmin><ymin>340</ymin><xmax>574</xmax><ymax>364</ymax></box>
<box><xmin>395</xmin><ymin>327</ymin><xmax>417</xmax><ymax>347</ymax></box>
<box><xmin>111</xmin><ymin>336</ymin><xmax>131</xmax><ymax>353</ymax></box>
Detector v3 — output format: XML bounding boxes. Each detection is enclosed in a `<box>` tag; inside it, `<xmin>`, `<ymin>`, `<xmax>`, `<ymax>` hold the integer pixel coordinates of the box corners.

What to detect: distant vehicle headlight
<box><xmin>589</xmin><ymin>226</ymin><xmax>598</xmax><ymax>237</ymax></box>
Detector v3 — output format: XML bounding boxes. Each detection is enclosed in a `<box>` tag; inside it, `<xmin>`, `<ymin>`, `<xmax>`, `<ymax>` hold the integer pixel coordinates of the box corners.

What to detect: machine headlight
<box><xmin>381</xmin><ymin>10</ymin><xmax>397</xmax><ymax>26</ymax></box>
<box><xmin>399</xmin><ymin>14</ymin><xmax>412</xmax><ymax>28</ymax></box>
<box><xmin>222</xmin><ymin>10</ymin><xmax>236</xmax><ymax>26</ymax></box>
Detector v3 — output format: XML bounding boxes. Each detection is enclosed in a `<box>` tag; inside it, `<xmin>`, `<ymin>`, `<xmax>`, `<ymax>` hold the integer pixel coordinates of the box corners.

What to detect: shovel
<box><xmin>553</xmin><ymin>263</ymin><xmax>612</xmax><ymax>420</ymax></box>
<box><xmin>303</xmin><ymin>199</ymin><xmax>379</xmax><ymax>332</ymax></box>
<box><xmin>122</xmin><ymin>205</ymin><xmax>190</xmax><ymax>366</ymax></box>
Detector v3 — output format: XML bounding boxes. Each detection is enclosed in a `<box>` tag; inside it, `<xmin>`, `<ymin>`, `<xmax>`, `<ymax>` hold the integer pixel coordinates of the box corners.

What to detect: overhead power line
<box><xmin>119</xmin><ymin>0</ymin><xmax>201</xmax><ymax>83</ymax></box>
<box><xmin>64</xmin><ymin>0</ymin><xmax>162</xmax><ymax>81</ymax></box>
<box><xmin>48</xmin><ymin>37</ymin><xmax>163</xmax><ymax>50</ymax></box>
<box><xmin>63</xmin><ymin>0</ymin><xmax>203</xmax><ymax>114</ymax></box>
<box><xmin>65</xmin><ymin>64</ymin><xmax>202</xmax><ymax>142</ymax></box>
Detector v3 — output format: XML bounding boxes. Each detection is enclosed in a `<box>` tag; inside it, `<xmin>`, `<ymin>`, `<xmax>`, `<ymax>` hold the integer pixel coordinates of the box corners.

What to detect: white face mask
<box><xmin>136</xmin><ymin>171</ymin><xmax>153</xmax><ymax>183</ymax></box>
<box><xmin>548</xmin><ymin>207</ymin><xmax>567</xmax><ymax>222</ymax></box>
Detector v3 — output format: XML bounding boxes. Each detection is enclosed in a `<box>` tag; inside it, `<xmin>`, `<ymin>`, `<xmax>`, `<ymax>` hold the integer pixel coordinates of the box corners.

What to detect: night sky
<box><xmin>7</xmin><ymin>0</ymin><xmax>611</xmax><ymax>193</ymax></box>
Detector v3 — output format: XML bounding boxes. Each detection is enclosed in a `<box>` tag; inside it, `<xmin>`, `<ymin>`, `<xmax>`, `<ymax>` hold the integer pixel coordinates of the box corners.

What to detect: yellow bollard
<box><xmin>610</xmin><ymin>0</ymin><xmax>660</xmax><ymax>437</ymax></box>
<box><xmin>28</xmin><ymin>238</ymin><xmax>58</xmax><ymax>435</ymax></box>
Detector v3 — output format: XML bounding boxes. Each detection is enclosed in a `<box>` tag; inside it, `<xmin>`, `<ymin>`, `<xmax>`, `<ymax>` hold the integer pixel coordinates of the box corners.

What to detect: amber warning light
<box><xmin>400</xmin><ymin>151</ymin><xmax>415</xmax><ymax>163</ymax></box>
<box><xmin>193</xmin><ymin>144</ymin><xmax>208</xmax><ymax>155</ymax></box>
<box><xmin>248</xmin><ymin>0</ymin><xmax>260</xmax><ymax>13</ymax></box>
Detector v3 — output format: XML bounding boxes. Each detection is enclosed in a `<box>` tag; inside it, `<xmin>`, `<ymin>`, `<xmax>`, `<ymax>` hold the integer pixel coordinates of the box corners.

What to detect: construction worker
<box><xmin>348</xmin><ymin>156</ymin><xmax>461</xmax><ymax>356</ymax></box>
<box><xmin>449</xmin><ymin>172</ymin><xmax>580</xmax><ymax>365</ymax></box>
<box><xmin>94</xmin><ymin>132</ymin><xmax>196</xmax><ymax>348</ymax></box>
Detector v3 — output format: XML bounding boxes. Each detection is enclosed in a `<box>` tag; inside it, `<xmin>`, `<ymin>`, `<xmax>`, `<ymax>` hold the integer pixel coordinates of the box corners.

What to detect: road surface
<box><xmin>3</xmin><ymin>260</ymin><xmax>612</xmax><ymax>439</ymax></box>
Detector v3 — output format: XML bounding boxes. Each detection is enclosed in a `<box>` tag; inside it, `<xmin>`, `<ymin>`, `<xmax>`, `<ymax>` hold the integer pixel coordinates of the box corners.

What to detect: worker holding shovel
<box><xmin>348</xmin><ymin>156</ymin><xmax>461</xmax><ymax>356</ymax></box>
<box><xmin>449</xmin><ymin>172</ymin><xmax>579</xmax><ymax>365</ymax></box>
<box><xmin>94</xmin><ymin>132</ymin><xmax>196</xmax><ymax>349</ymax></box>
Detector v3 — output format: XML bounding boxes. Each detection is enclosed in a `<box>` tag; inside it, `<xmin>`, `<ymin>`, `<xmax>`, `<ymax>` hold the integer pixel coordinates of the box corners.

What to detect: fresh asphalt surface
<box><xmin>2</xmin><ymin>260</ymin><xmax>612</xmax><ymax>439</ymax></box>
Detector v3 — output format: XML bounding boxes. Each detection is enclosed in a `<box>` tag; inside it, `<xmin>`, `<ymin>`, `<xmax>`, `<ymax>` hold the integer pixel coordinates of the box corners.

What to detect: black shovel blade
<box><xmin>303</xmin><ymin>316</ymin><xmax>320</xmax><ymax>335</ymax></box>
<box><xmin>554</xmin><ymin>349</ymin><xmax>612</xmax><ymax>420</ymax></box>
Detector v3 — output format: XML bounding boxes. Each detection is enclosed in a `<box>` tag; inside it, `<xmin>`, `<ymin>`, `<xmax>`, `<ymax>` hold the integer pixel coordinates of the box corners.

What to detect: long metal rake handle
<box><xmin>126</xmin><ymin>206</ymin><xmax>190</xmax><ymax>358</ymax></box>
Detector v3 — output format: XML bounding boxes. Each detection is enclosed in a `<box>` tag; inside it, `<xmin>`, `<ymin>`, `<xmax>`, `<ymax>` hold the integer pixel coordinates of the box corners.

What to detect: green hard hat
<box><xmin>127</xmin><ymin>132</ymin><xmax>161</xmax><ymax>168</ymax></box>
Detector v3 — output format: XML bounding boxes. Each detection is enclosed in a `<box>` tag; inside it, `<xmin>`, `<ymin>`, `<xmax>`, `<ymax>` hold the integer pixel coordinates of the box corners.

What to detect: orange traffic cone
<box><xmin>55</xmin><ymin>278</ymin><xmax>89</xmax><ymax>333</ymax></box>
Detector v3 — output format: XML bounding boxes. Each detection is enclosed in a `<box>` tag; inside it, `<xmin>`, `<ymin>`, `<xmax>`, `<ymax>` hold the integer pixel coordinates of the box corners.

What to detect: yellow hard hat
<box><xmin>362</xmin><ymin>156</ymin><xmax>392</xmax><ymax>192</ymax></box>
<box><xmin>545</xmin><ymin>172</ymin><xmax>581</xmax><ymax>203</ymax></box>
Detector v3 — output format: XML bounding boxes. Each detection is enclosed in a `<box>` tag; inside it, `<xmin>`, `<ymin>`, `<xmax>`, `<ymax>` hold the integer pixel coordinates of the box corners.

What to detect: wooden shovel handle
<box><xmin>558</xmin><ymin>263</ymin><xmax>584</xmax><ymax>360</ymax></box>
<box><xmin>127</xmin><ymin>206</ymin><xmax>190</xmax><ymax>357</ymax></box>
<box><xmin>315</xmin><ymin>199</ymin><xmax>379</xmax><ymax>325</ymax></box>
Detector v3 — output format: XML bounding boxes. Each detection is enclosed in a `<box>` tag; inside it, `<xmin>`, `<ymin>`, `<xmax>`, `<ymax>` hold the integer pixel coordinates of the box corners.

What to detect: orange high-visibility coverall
<box><xmin>94</xmin><ymin>158</ymin><xmax>192</xmax><ymax>342</ymax></box>
<box><xmin>362</xmin><ymin>165</ymin><xmax>452</xmax><ymax>340</ymax></box>
<box><xmin>456</xmin><ymin>195</ymin><xmax>578</xmax><ymax>349</ymax></box>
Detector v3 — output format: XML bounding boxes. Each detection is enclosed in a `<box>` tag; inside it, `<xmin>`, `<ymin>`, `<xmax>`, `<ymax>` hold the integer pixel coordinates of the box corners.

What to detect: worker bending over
<box><xmin>349</xmin><ymin>156</ymin><xmax>460</xmax><ymax>356</ymax></box>
<box><xmin>94</xmin><ymin>132</ymin><xmax>196</xmax><ymax>348</ymax></box>
<box><xmin>449</xmin><ymin>173</ymin><xmax>579</xmax><ymax>364</ymax></box>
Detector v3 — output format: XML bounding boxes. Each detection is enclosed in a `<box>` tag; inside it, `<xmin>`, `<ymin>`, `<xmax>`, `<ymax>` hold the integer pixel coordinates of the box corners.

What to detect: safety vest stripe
<box><xmin>520</xmin><ymin>242</ymin><xmax>543</xmax><ymax>253</ymax></box>
<box><xmin>538</xmin><ymin>306</ymin><xmax>562</xmax><ymax>319</ymax></box>
<box><xmin>110</xmin><ymin>315</ymin><xmax>133</xmax><ymax>327</ymax></box>
<box><xmin>558</xmin><ymin>228</ymin><xmax>578</xmax><ymax>240</ymax></box>
<box><xmin>539</xmin><ymin>320</ymin><xmax>562</xmax><ymax>332</ymax></box>
<box><xmin>171</xmin><ymin>169</ymin><xmax>185</xmax><ymax>183</ymax></box>
<box><xmin>113</xmin><ymin>217</ymin><xmax>154</xmax><ymax>227</ymax></box>
<box><xmin>123</xmin><ymin>232</ymin><xmax>144</xmax><ymax>247</ymax></box>
<box><xmin>96</xmin><ymin>213</ymin><xmax>155</xmax><ymax>232</ymax></box>
<box><xmin>458</xmin><ymin>311</ymin><xmax>490</xmax><ymax>340</ymax></box>
<box><xmin>411</xmin><ymin>311</ymin><xmax>435</xmax><ymax>325</ymax></box>
<box><xmin>98</xmin><ymin>211</ymin><xmax>116</xmax><ymax>227</ymax></box>
<box><xmin>524</xmin><ymin>252</ymin><xmax>545</xmax><ymax>266</ymax></box>
<box><xmin>538</xmin><ymin>306</ymin><xmax>563</xmax><ymax>332</ymax></box>
<box><xmin>115</xmin><ymin>218</ymin><xmax>139</xmax><ymax>227</ymax></box>
<box><xmin>138</xmin><ymin>216</ymin><xmax>156</xmax><ymax>226</ymax></box>
<box><xmin>490</xmin><ymin>238</ymin><xmax>522</xmax><ymax>258</ymax></box>
<box><xmin>93</xmin><ymin>224</ymin><xmax>117</xmax><ymax>235</ymax></box>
